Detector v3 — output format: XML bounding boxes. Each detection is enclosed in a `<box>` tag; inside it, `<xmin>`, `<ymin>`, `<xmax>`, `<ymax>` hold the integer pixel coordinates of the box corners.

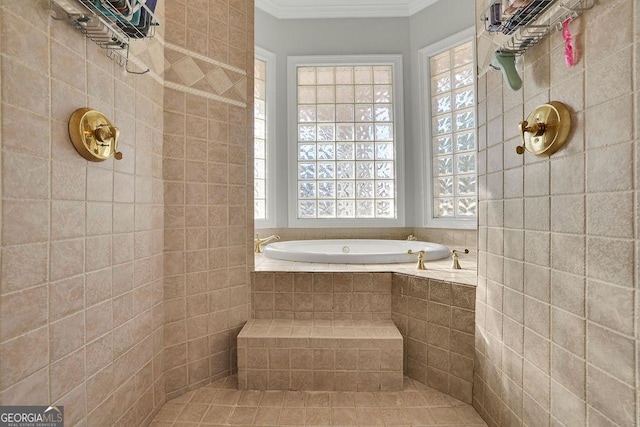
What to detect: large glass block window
<box><xmin>430</xmin><ymin>41</ymin><xmax>476</xmax><ymax>218</ymax></box>
<box><xmin>296</xmin><ymin>65</ymin><xmax>396</xmax><ymax>219</ymax></box>
<box><xmin>254</xmin><ymin>58</ymin><xmax>267</xmax><ymax>220</ymax></box>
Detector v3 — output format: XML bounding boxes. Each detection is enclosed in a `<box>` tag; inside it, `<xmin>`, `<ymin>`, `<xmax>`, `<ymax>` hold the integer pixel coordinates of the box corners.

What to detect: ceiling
<box><xmin>255</xmin><ymin>0</ymin><xmax>442</xmax><ymax>19</ymax></box>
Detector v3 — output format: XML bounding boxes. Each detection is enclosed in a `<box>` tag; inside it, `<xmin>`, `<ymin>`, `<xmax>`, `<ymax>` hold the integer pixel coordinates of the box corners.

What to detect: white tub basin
<box><xmin>263</xmin><ymin>239</ymin><xmax>451</xmax><ymax>264</ymax></box>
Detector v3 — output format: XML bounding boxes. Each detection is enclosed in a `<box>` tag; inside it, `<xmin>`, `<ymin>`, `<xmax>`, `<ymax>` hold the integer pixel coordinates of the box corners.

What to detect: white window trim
<box><xmin>419</xmin><ymin>27</ymin><xmax>477</xmax><ymax>230</ymax></box>
<box><xmin>255</xmin><ymin>46</ymin><xmax>277</xmax><ymax>229</ymax></box>
<box><xmin>287</xmin><ymin>54</ymin><xmax>406</xmax><ymax>228</ymax></box>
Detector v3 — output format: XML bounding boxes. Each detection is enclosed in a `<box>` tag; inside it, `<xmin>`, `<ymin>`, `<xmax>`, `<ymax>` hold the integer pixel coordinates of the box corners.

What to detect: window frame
<box><xmin>286</xmin><ymin>54</ymin><xmax>406</xmax><ymax>228</ymax></box>
<box><xmin>254</xmin><ymin>46</ymin><xmax>277</xmax><ymax>229</ymax></box>
<box><xmin>419</xmin><ymin>27</ymin><xmax>477</xmax><ymax>230</ymax></box>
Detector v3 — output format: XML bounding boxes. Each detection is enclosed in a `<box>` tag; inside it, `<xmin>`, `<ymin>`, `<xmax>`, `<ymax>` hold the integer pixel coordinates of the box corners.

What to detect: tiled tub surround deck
<box><xmin>255</xmin><ymin>253</ymin><xmax>477</xmax><ymax>286</ymax></box>
<box><xmin>250</xmin><ymin>271</ymin><xmax>476</xmax><ymax>405</ymax></box>
<box><xmin>150</xmin><ymin>375</ymin><xmax>487</xmax><ymax>426</ymax></box>
<box><xmin>237</xmin><ymin>319</ymin><xmax>404</xmax><ymax>391</ymax></box>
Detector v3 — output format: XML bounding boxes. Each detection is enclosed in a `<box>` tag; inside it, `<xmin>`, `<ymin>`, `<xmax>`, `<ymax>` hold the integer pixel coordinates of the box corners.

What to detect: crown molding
<box><xmin>407</xmin><ymin>0</ymin><xmax>440</xmax><ymax>16</ymax></box>
<box><xmin>255</xmin><ymin>0</ymin><xmax>441</xmax><ymax>19</ymax></box>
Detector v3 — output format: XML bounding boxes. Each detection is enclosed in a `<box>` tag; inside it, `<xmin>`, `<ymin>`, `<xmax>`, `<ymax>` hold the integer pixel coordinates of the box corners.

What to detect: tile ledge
<box><xmin>253</xmin><ymin>254</ymin><xmax>478</xmax><ymax>286</ymax></box>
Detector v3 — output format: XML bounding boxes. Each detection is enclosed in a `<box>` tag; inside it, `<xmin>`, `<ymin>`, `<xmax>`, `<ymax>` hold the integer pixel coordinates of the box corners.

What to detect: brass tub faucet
<box><xmin>451</xmin><ymin>249</ymin><xmax>469</xmax><ymax>269</ymax></box>
<box><xmin>408</xmin><ymin>249</ymin><xmax>426</xmax><ymax>270</ymax></box>
<box><xmin>254</xmin><ymin>234</ymin><xmax>280</xmax><ymax>253</ymax></box>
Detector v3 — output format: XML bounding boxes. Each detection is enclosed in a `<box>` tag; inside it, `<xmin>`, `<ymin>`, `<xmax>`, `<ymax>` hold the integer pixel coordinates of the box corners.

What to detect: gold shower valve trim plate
<box><xmin>516</xmin><ymin>101</ymin><xmax>571</xmax><ymax>157</ymax></box>
<box><xmin>69</xmin><ymin>108</ymin><xmax>122</xmax><ymax>162</ymax></box>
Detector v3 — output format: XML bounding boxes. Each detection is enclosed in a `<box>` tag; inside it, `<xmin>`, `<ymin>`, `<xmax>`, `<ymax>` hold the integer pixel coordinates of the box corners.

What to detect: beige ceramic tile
<box><xmin>587</xmin><ymin>365</ymin><xmax>635</xmax><ymax>426</ymax></box>
<box><xmin>586</xmin><ymin>322</ymin><xmax>635</xmax><ymax>386</ymax></box>
<box><xmin>586</xmin><ymin>143</ymin><xmax>634</xmax><ymax>193</ymax></box>
<box><xmin>49</xmin><ymin>312</ymin><xmax>85</xmax><ymax>362</ymax></box>
<box><xmin>50</xmin><ymin>347</ymin><xmax>86</xmax><ymax>402</ymax></box>
<box><xmin>51</xmin><ymin>200</ymin><xmax>85</xmax><ymax>240</ymax></box>
<box><xmin>50</xmin><ymin>239</ymin><xmax>84</xmax><ymax>281</ymax></box>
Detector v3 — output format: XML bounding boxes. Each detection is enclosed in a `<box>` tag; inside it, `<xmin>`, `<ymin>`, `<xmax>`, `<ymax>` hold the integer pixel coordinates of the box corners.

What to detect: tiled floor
<box><xmin>149</xmin><ymin>375</ymin><xmax>487</xmax><ymax>426</ymax></box>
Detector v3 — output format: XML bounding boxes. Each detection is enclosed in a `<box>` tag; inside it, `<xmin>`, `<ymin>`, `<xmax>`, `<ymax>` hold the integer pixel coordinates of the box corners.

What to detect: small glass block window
<box><xmin>296</xmin><ymin>65</ymin><xmax>397</xmax><ymax>219</ymax></box>
<box><xmin>254</xmin><ymin>58</ymin><xmax>268</xmax><ymax>220</ymax></box>
<box><xmin>429</xmin><ymin>41</ymin><xmax>476</xmax><ymax>218</ymax></box>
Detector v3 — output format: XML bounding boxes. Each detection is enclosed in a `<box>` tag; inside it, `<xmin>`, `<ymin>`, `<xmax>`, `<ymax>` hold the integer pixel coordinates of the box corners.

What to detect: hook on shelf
<box><xmin>126</xmin><ymin>64</ymin><xmax>150</xmax><ymax>75</ymax></box>
<box><xmin>557</xmin><ymin>0</ymin><xmax>595</xmax><ymax>13</ymax></box>
<box><xmin>553</xmin><ymin>0</ymin><xmax>594</xmax><ymax>31</ymax></box>
<box><xmin>106</xmin><ymin>48</ymin><xmax>150</xmax><ymax>74</ymax></box>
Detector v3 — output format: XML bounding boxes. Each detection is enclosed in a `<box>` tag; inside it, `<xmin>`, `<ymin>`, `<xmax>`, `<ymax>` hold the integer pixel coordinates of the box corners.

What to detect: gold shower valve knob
<box><xmin>516</xmin><ymin>101</ymin><xmax>571</xmax><ymax>157</ymax></box>
<box><xmin>68</xmin><ymin>108</ymin><xmax>123</xmax><ymax>161</ymax></box>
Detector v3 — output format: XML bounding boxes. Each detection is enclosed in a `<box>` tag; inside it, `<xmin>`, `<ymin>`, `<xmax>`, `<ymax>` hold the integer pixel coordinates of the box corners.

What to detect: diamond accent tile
<box><xmin>233</xmin><ymin>79</ymin><xmax>247</xmax><ymax>101</ymax></box>
<box><xmin>206</xmin><ymin>68</ymin><xmax>234</xmax><ymax>94</ymax></box>
<box><xmin>163</xmin><ymin>43</ymin><xmax>248</xmax><ymax>106</ymax></box>
<box><xmin>172</xmin><ymin>56</ymin><xmax>205</xmax><ymax>87</ymax></box>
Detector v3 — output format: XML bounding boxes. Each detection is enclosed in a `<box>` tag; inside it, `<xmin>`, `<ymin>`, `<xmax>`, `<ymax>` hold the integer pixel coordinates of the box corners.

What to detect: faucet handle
<box><xmin>254</xmin><ymin>234</ymin><xmax>280</xmax><ymax>254</ymax></box>
<box><xmin>408</xmin><ymin>249</ymin><xmax>426</xmax><ymax>270</ymax></box>
<box><xmin>452</xmin><ymin>249</ymin><xmax>469</xmax><ymax>255</ymax></box>
<box><xmin>254</xmin><ymin>233</ymin><xmax>264</xmax><ymax>253</ymax></box>
<box><xmin>451</xmin><ymin>249</ymin><xmax>469</xmax><ymax>270</ymax></box>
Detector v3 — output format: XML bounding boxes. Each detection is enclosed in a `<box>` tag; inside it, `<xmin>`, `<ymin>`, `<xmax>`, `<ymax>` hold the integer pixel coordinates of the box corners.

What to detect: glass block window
<box><xmin>295</xmin><ymin>65</ymin><xmax>396</xmax><ymax>219</ymax></box>
<box><xmin>254</xmin><ymin>58</ymin><xmax>267</xmax><ymax>220</ymax></box>
<box><xmin>429</xmin><ymin>41</ymin><xmax>477</xmax><ymax>218</ymax></box>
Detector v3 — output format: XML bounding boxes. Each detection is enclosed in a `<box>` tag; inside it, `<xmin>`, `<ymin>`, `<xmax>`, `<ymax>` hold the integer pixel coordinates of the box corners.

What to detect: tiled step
<box><xmin>237</xmin><ymin>319</ymin><xmax>404</xmax><ymax>392</ymax></box>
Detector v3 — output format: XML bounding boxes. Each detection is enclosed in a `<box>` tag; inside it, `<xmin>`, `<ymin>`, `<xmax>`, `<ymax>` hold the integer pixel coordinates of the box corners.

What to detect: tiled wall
<box><xmin>413</xmin><ymin>228</ymin><xmax>478</xmax><ymax>252</ymax></box>
<box><xmin>252</xmin><ymin>272</ymin><xmax>476</xmax><ymax>403</ymax></box>
<box><xmin>474</xmin><ymin>0</ymin><xmax>639</xmax><ymax>425</ymax></box>
<box><xmin>255</xmin><ymin>227</ymin><xmax>477</xmax><ymax>250</ymax></box>
<box><xmin>255</xmin><ymin>227</ymin><xmax>414</xmax><ymax>241</ymax></box>
<box><xmin>162</xmin><ymin>0</ymin><xmax>254</xmax><ymax>399</ymax></box>
<box><xmin>251</xmin><ymin>272</ymin><xmax>393</xmax><ymax>320</ymax></box>
<box><xmin>391</xmin><ymin>274</ymin><xmax>476</xmax><ymax>404</ymax></box>
<box><xmin>0</xmin><ymin>1</ymin><xmax>165</xmax><ymax>425</ymax></box>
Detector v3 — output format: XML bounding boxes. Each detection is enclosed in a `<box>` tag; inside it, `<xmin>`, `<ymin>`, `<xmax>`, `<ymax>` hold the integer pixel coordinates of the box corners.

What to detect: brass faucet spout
<box><xmin>254</xmin><ymin>234</ymin><xmax>280</xmax><ymax>254</ymax></box>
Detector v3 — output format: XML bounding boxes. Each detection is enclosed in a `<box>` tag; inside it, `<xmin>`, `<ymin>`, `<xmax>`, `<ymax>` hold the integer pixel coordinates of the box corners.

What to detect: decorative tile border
<box><xmin>163</xmin><ymin>42</ymin><xmax>248</xmax><ymax>107</ymax></box>
<box><xmin>164</xmin><ymin>80</ymin><xmax>247</xmax><ymax>108</ymax></box>
<box><xmin>126</xmin><ymin>35</ymin><xmax>248</xmax><ymax>109</ymax></box>
<box><xmin>165</xmin><ymin>42</ymin><xmax>247</xmax><ymax>76</ymax></box>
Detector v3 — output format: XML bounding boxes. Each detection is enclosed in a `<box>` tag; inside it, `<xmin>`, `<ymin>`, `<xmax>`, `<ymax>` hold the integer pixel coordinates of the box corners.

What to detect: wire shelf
<box><xmin>50</xmin><ymin>0</ymin><xmax>160</xmax><ymax>74</ymax></box>
<box><xmin>480</xmin><ymin>0</ymin><xmax>594</xmax><ymax>55</ymax></box>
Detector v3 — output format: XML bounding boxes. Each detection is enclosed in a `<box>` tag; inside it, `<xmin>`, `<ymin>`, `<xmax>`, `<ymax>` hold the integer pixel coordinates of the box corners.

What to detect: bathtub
<box><xmin>262</xmin><ymin>239</ymin><xmax>451</xmax><ymax>264</ymax></box>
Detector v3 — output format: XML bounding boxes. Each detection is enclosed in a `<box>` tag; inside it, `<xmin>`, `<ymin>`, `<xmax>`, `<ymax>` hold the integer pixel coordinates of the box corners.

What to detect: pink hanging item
<box><xmin>562</xmin><ymin>17</ymin><xmax>576</xmax><ymax>67</ymax></box>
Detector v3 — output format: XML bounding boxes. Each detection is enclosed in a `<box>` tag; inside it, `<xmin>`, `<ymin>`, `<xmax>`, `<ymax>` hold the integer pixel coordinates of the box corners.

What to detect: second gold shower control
<box><xmin>517</xmin><ymin>101</ymin><xmax>571</xmax><ymax>157</ymax></box>
<box><xmin>68</xmin><ymin>108</ymin><xmax>122</xmax><ymax>162</ymax></box>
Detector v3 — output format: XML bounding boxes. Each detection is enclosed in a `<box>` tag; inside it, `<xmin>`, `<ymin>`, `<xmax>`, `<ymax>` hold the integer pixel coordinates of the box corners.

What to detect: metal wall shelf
<box><xmin>49</xmin><ymin>0</ymin><xmax>160</xmax><ymax>74</ymax></box>
<box><xmin>480</xmin><ymin>0</ymin><xmax>594</xmax><ymax>55</ymax></box>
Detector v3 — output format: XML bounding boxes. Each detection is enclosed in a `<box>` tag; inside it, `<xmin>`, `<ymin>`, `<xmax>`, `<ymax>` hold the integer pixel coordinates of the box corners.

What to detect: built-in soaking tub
<box><xmin>262</xmin><ymin>239</ymin><xmax>451</xmax><ymax>264</ymax></box>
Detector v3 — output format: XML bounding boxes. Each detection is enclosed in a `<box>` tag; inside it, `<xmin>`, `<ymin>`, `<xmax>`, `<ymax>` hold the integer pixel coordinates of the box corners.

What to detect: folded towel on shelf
<box><xmin>94</xmin><ymin>0</ymin><xmax>147</xmax><ymax>25</ymax></box>
<box><xmin>106</xmin><ymin>0</ymin><xmax>130</xmax><ymax>15</ymax></box>
<box><xmin>118</xmin><ymin>0</ymin><xmax>157</xmax><ymax>38</ymax></box>
<box><xmin>92</xmin><ymin>0</ymin><xmax>156</xmax><ymax>38</ymax></box>
<box><xmin>501</xmin><ymin>0</ymin><xmax>552</xmax><ymax>35</ymax></box>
